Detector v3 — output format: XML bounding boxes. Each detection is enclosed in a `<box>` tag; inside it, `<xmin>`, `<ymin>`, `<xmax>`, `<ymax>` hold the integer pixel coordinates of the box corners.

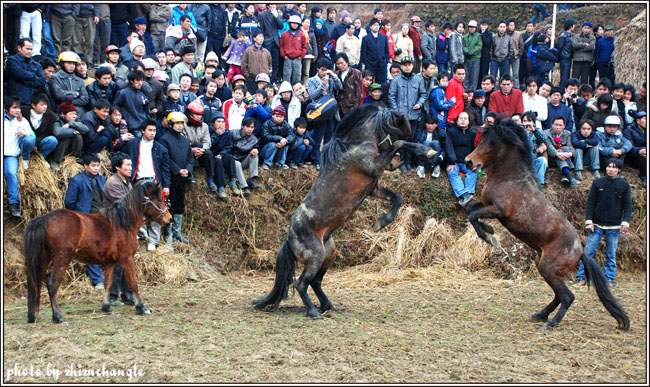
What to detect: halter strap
<box><xmin>378</xmin><ymin>134</ymin><xmax>392</xmax><ymax>148</ymax></box>
<box><xmin>143</xmin><ymin>195</ymin><xmax>168</xmax><ymax>221</ymax></box>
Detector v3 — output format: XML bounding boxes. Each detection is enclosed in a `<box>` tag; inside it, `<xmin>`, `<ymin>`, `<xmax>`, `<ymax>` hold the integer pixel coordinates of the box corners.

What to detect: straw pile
<box><xmin>16</xmin><ymin>154</ymin><xmax>64</xmax><ymax>222</ymax></box>
<box><xmin>363</xmin><ymin>206</ymin><xmax>494</xmax><ymax>272</ymax></box>
<box><xmin>613</xmin><ymin>10</ymin><xmax>647</xmax><ymax>90</ymax></box>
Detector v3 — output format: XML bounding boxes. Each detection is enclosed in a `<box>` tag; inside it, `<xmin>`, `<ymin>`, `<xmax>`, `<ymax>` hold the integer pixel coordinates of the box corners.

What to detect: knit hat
<box><xmin>212</xmin><ymin>111</ymin><xmax>226</xmax><ymax>122</ymax></box>
<box><xmin>369</xmin><ymin>83</ymin><xmax>382</xmax><ymax>92</ymax></box>
<box><xmin>204</xmin><ymin>51</ymin><xmax>219</xmax><ymax>63</ymax></box>
<box><xmin>582</xmin><ymin>21</ymin><xmax>593</xmax><ymax>28</ymax></box>
<box><xmin>473</xmin><ymin>89</ymin><xmax>486</xmax><ymax>98</ymax></box>
<box><xmin>130</xmin><ymin>38</ymin><xmax>145</xmax><ymax>53</ymax></box>
<box><xmin>59</xmin><ymin>97</ymin><xmax>76</xmax><ymax>115</ymax></box>
<box><xmin>272</xmin><ymin>105</ymin><xmax>287</xmax><ymax>117</ymax></box>
<box><xmin>134</xmin><ymin>17</ymin><xmax>147</xmax><ymax>25</ymax></box>
<box><xmin>314</xmin><ymin>18</ymin><xmax>325</xmax><ymax>27</ymax></box>
<box><xmin>340</xmin><ymin>10</ymin><xmax>351</xmax><ymax>22</ymax></box>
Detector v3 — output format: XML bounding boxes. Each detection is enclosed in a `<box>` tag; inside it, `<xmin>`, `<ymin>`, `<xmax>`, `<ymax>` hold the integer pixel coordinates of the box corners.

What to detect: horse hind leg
<box><xmin>46</xmin><ymin>261</ymin><xmax>67</xmax><ymax>323</ymax></box>
<box><xmin>101</xmin><ymin>263</ymin><xmax>116</xmax><ymax>314</ymax></box>
<box><xmin>536</xmin><ymin>254</ymin><xmax>575</xmax><ymax>329</ymax></box>
<box><xmin>310</xmin><ymin>236</ymin><xmax>335</xmax><ymax>313</ymax></box>
<box><xmin>292</xmin><ymin>235</ymin><xmax>327</xmax><ymax>319</ymax></box>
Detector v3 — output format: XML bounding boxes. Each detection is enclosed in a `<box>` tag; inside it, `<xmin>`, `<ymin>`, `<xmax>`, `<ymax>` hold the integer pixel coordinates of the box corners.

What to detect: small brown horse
<box><xmin>464</xmin><ymin>120</ymin><xmax>629</xmax><ymax>330</ymax></box>
<box><xmin>24</xmin><ymin>181</ymin><xmax>171</xmax><ymax>323</ymax></box>
<box><xmin>253</xmin><ymin>105</ymin><xmax>436</xmax><ymax>318</ymax></box>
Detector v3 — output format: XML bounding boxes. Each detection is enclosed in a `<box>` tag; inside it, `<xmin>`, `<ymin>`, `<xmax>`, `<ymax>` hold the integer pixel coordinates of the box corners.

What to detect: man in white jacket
<box><xmin>4</xmin><ymin>96</ymin><xmax>37</xmax><ymax>217</ymax></box>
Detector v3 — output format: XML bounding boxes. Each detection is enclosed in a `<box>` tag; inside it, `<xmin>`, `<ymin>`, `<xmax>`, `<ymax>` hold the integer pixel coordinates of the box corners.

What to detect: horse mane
<box><xmin>320</xmin><ymin>105</ymin><xmax>410</xmax><ymax>173</ymax></box>
<box><xmin>100</xmin><ymin>181</ymin><xmax>152</xmax><ymax>231</ymax></box>
<box><xmin>481</xmin><ymin>120</ymin><xmax>536</xmax><ymax>175</ymax></box>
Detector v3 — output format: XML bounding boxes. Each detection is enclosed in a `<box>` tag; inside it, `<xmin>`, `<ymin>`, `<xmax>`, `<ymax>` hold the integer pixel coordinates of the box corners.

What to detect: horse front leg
<box><xmin>371</xmin><ymin>185</ymin><xmax>403</xmax><ymax>230</ymax></box>
<box><xmin>467</xmin><ymin>203</ymin><xmax>501</xmax><ymax>248</ymax></box>
<box><xmin>120</xmin><ymin>255</ymin><xmax>150</xmax><ymax>315</ymax></box>
<box><xmin>101</xmin><ymin>263</ymin><xmax>116</xmax><ymax>314</ymax></box>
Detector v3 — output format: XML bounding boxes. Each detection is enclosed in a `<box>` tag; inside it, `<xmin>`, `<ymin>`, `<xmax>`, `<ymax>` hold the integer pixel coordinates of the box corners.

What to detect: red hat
<box><xmin>272</xmin><ymin>105</ymin><xmax>286</xmax><ymax>117</ymax></box>
<box><xmin>105</xmin><ymin>45</ymin><xmax>120</xmax><ymax>54</ymax></box>
<box><xmin>59</xmin><ymin>101</ymin><xmax>77</xmax><ymax>115</ymax></box>
<box><xmin>411</xmin><ymin>16</ymin><xmax>422</xmax><ymax>23</ymax></box>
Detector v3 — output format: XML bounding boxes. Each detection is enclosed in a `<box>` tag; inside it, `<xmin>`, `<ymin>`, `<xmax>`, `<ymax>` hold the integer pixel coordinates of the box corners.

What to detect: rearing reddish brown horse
<box><xmin>464</xmin><ymin>120</ymin><xmax>629</xmax><ymax>330</ymax></box>
<box><xmin>24</xmin><ymin>181</ymin><xmax>171</xmax><ymax>323</ymax></box>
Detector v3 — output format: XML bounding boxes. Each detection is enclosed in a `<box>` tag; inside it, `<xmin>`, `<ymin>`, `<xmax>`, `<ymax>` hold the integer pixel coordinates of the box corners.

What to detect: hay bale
<box><xmin>613</xmin><ymin>10</ymin><xmax>647</xmax><ymax>90</ymax></box>
<box><xmin>17</xmin><ymin>154</ymin><xmax>64</xmax><ymax>221</ymax></box>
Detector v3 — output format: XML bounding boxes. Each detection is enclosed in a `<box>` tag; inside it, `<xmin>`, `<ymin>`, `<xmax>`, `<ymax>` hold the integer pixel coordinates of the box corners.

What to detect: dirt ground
<box><xmin>3</xmin><ymin>267</ymin><xmax>646</xmax><ymax>383</ymax></box>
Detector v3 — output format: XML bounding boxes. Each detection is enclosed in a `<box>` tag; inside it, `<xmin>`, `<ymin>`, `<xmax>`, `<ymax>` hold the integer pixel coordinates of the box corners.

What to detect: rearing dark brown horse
<box><xmin>464</xmin><ymin>120</ymin><xmax>629</xmax><ymax>330</ymax></box>
<box><xmin>24</xmin><ymin>181</ymin><xmax>172</xmax><ymax>323</ymax></box>
<box><xmin>253</xmin><ymin>105</ymin><xmax>436</xmax><ymax>318</ymax></box>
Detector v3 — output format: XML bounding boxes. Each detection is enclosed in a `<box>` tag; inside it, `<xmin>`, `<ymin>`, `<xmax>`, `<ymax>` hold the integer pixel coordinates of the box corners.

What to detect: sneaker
<box><xmin>431</xmin><ymin>165</ymin><xmax>441</xmax><ymax>178</ymax></box>
<box><xmin>575</xmin><ymin>171</ymin><xmax>583</xmax><ymax>181</ymax></box>
<box><xmin>299</xmin><ymin>163</ymin><xmax>308</xmax><ymax>168</ymax></box>
<box><xmin>642</xmin><ymin>176</ymin><xmax>646</xmax><ymax>187</ymax></box>
<box><xmin>94</xmin><ymin>283</ymin><xmax>105</xmax><ymax>290</ymax></box>
<box><xmin>315</xmin><ymin>164</ymin><xmax>320</xmax><ymax>170</ymax></box>
<box><xmin>147</xmin><ymin>243</ymin><xmax>156</xmax><ymax>251</ymax></box>
<box><xmin>592</xmin><ymin>170</ymin><xmax>601</xmax><ymax>179</ymax></box>
<box><xmin>458</xmin><ymin>193</ymin><xmax>473</xmax><ymax>207</ymax></box>
<box><xmin>230</xmin><ymin>183</ymin><xmax>241</xmax><ymax>196</ymax></box>
<box><xmin>575</xmin><ymin>279</ymin><xmax>586</xmax><ymax>287</ymax></box>
<box><xmin>110</xmin><ymin>299</ymin><xmax>124</xmax><ymax>306</ymax></box>
<box><xmin>189</xmin><ymin>176</ymin><xmax>196</xmax><ymax>183</ymax></box>
<box><xmin>281</xmin><ymin>164</ymin><xmax>289</xmax><ymax>170</ymax></box>
<box><xmin>43</xmin><ymin>160</ymin><xmax>50</xmax><ymax>169</ymax></box>
<box><xmin>208</xmin><ymin>181</ymin><xmax>218</xmax><ymax>192</ymax></box>
<box><xmin>561</xmin><ymin>176</ymin><xmax>570</xmax><ymax>185</ymax></box>
<box><xmin>289</xmin><ymin>163</ymin><xmax>298</xmax><ymax>170</ymax></box>
<box><xmin>569</xmin><ymin>176</ymin><xmax>579</xmax><ymax>186</ymax></box>
<box><xmin>262</xmin><ymin>164</ymin><xmax>270</xmax><ymax>170</ymax></box>
<box><xmin>22</xmin><ymin>160</ymin><xmax>29</xmax><ymax>170</ymax></box>
<box><xmin>9</xmin><ymin>203</ymin><xmax>22</xmax><ymax>217</ymax></box>
<box><xmin>217</xmin><ymin>187</ymin><xmax>227</xmax><ymax>200</ymax></box>
<box><xmin>416</xmin><ymin>166</ymin><xmax>425</xmax><ymax>179</ymax></box>
<box><xmin>51</xmin><ymin>161</ymin><xmax>61</xmax><ymax>171</ymax></box>
<box><xmin>607</xmin><ymin>280</ymin><xmax>618</xmax><ymax>288</ymax></box>
<box><xmin>248</xmin><ymin>178</ymin><xmax>261</xmax><ymax>189</ymax></box>
<box><xmin>243</xmin><ymin>187</ymin><xmax>251</xmax><ymax>196</ymax></box>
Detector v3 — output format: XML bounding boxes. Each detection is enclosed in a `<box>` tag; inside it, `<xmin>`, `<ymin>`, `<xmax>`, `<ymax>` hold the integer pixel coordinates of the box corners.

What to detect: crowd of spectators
<box><xmin>3</xmin><ymin>4</ymin><xmax>646</xmax><ymax>235</ymax></box>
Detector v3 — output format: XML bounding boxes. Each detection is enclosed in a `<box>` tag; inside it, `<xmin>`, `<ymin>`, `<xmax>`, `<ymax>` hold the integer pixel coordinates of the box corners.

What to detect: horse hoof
<box><xmin>486</xmin><ymin>234</ymin><xmax>500</xmax><ymax>248</ymax></box>
<box><xmin>373</xmin><ymin>220</ymin><xmax>382</xmax><ymax>231</ymax></box>
<box><xmin>320</xmin><ymin>303</ymin><xmax>333</xmax><ymax>313</ymax></box>
<box><xmin>425</xmin><ymin>149</ymin><xmax>437</xmax><ymax>159</ymax></box>
<box><xmin>102</xmin><ymin>304</ymin><xmax>112</xmax><ymax>314</ymax></box>
<box><xmin>307</xmin><ymin>309</ymin><xmax>323</xmax><ymax>319</ymax></box>
<box><xmin>52</xmin><ymin>316</ymin><xmax>66</xmax><ymax>324</ymax></box>
<box><xmin>540</xmin><ymin>322</ymin><xmax>554</xmax><ymax>330</ymax></box>
<box><xmin>531</xmin><ymin>313</ymin><xmax>547</xmax><ymax>323</ymax></box>
<box><xmin>136</xmin><ymin>304</ymin><xmax>151</xmax><ymax>315</ymax></box>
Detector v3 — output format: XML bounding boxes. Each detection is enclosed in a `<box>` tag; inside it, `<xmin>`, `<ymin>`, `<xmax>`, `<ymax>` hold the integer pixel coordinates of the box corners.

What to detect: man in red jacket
<box><xmin>446</xmin><ymin>63</ymin><xmax>466</xmax><ymax>124</ymax></box>
<box><xmin>408</xmin><ymin>16</ymin><xmax>423</xmax><ymax>73</ymax></box>
<box><xmin>488</xmin><ymin>74</ymin><xmax>524</xmax><ymax>118</ymax></box>
<box><xmin>280</xmin><ymin>15</ymin><xmax>307</xmax><ymax>85</ymax></box>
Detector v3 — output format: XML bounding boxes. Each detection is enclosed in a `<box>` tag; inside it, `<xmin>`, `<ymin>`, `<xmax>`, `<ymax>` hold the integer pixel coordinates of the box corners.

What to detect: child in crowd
<box><xmin>430</xmin><ymin>71</ymin><xmax>456</xmax><ymax>130</ymax></box>
<box><xmin>260</xmin><ymin>105</ymin><xmax>295</xmax><ymax>169</ymax></box>
<box><xmin>287</xmin><ymin>117</ymin><xmax>314</xmax><ymax>169</ymax></box>
<box><xmin>243</xmin><ymin>89</ymin><xmax>272</xmax><ymax>137</ymax></box>
<box><xmin>163</xmin><ymin>83</ymin><xmax>186</xmax><ymax>115</ymax></box>
<box><xmin>416</xmin><ymin>114</ymin><xmax>445</xmax><ymax>178</ymax></box>
<box><xmin>222</xmin><ymin>85</ymin><xmax>249</xmax><ymax>130</ymax></box>
<box><xmin>223</xmin><ymin>31</ymin><xmax>251</xmax><ymax>82</ymax></box>
<box><xmin>108</xmin><ymin>106</ymin><xmax>135</xmax><ymax>152</ymax></box>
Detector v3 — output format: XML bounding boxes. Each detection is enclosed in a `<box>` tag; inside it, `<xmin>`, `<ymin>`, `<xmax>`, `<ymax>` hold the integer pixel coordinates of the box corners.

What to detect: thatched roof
<box><xmin>613</xmin><ymin>10</ymin><xmax>647</xmax><ymax>89</ymax></box>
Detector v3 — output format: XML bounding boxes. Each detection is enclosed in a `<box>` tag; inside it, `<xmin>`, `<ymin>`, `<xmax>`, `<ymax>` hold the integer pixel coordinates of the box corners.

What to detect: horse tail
<box><xmin>251</xmin><ymin>241</ymin><xmax>297</xmax><ymax>310</ymax></box>
<box><xmin>24</xmin><ymin>215</ymin><xmax>50</xmax><ymax>323</ymax></box>
<box><xmin>580</xmin><ymin>254</ymin><xmax>630</xmax><ymax>330</ymax></box>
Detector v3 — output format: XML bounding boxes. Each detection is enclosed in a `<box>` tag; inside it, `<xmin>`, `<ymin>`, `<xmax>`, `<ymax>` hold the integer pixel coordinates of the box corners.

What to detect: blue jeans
<box><xmin>446</xmin><ymin>162</ymin><xmax>478</xmax><ymax>198</ymax></box>
<box><xmin>110</xmin><ymin>22</ymin><xmax>129</xmax><ymax>47</ymax></box>
<box><xmin>559</xmin><ymin>59</ymin><xmax>572</xmax><ymax>89</ymax></box>
<box><xmin>309</xmin><ymin>119</ymin><xmax>335</xmax><ymax>165</ymax></box>
<box><xmin>437</xmin><ymin>62</ymin><xmax>449</xmax><ymax>75</ymax></box>
<box><xmin>263</xmin><ymin>41</ymin><xmax>281</xmax><ymax>84</ymax></box>
<box><xmin>41</xmin><ymin>20</ymin><xmax>58</xmax><ymax>60</ymax></box>
<box><xmin>4</xmin><ymin>156</ymin><xmax>20</xmax><ymax>204</ymax></box>
<box><xmin>37</xmin><ymin>136</ymin><xmax>58</xmax><ymax>159</ymax></box>
<box><xmin>288</xmin><ymin>144</ymin><xmax>313</xmax><ymax>164</ymax></box>
<box><xmin>576</xmin><ymin>226</ymin><xmax>621</xmax><ymax>282</ymax></box>
<box><xmin>574</xmin><ymin>147</ymin><xmax>600</xmax><ymax>171</ymax></box>
<box><xmin>533</xmin><ymin>156</ymin><xmax>548</xmax><ymax>184</ymax></box>
<box><xmin>261</xmin><ymin>142</ymin><xmax>289</xmax><ymax>166</ymax></box>
<box><xmin>19</xmin><ymin>134</ymin><xmax>37</xmax><ymax>160</ymax></box>
<box><xmin>491</xmin><ymin>59</ymin><xmax>510</xmax><ymax>85</ymax></box>
<box><xmin>86</xmin><ymin>264</ymin><xmax>105</xmax><ymax>286</ymax></box>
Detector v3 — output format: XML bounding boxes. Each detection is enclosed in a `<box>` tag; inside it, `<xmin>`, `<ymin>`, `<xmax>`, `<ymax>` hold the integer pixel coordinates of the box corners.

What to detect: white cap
<box><xmin>604</xmin><ymin>115</ymin><xmax>621</xmax><ymax>126</ymax></box>
<box><xmin>468</xmin><ymin>20</ymin><xmax>478</xmax><ymax>28</ymax></box>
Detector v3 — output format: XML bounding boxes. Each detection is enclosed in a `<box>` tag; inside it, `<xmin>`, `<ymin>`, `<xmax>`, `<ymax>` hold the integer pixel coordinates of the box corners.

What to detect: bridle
<box><xmin>377</xmin><ymin>134</ymin><xmax>393</xmax><ymax>152</ymax></box>
<box><xmin>143</xmin><ymin>195</ymin><xmax>169</xmax><ymax>221</ymax></box>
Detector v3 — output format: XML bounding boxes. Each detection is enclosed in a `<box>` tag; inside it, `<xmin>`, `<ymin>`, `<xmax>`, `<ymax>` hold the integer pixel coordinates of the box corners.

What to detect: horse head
<box><xmin>142</xmin><ymin>182</ymin><xmax>172</xmax><ymax>225</ymax></box>
<box><xmin>465</xmin><ymin>120</ymin><xmax>533</xmax><ymax>173</ymax></box>
<box><xmin>374</xmin><ymin>109</ymin><xmax>412</xmax><ymax>153</ymax></box>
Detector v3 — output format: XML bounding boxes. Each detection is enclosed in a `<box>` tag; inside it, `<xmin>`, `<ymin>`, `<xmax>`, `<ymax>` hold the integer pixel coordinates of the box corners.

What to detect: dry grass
<box><xmin>613</xmin><ymin>10</ymin><xmax>647</xmax><ymax>90</ymax></box>
<box><xmin>16</xmin><ymin>154</ymin><xmax>64</xmax><ymax>222</ymax></box>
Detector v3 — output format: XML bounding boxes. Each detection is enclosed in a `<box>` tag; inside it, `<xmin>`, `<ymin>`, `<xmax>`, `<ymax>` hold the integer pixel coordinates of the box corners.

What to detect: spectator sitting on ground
<box><xmin>444</xmin><ymin>111</ymin><xmax>477</xmax><ymax>207</ymax></box>
<box><xmin>20</xmin><ymin>94</ymin><xmax>59</xmax><ymax>168</ymax></box>
<box><xmin>416</xmin><ymin>114</ymin><xmax>445</xmax><ymax>179</ymax></box>
<box><xmin>162</xmin><ymin>83</ymin><xmax>186</xmax><ymax>115</ymax></box>
<box><xmin>183</xmin><ymin>101</ymin><xmax>217</xmax><ymax>190</ymax></box>
<box><xmin>571</xmin><ymin>119</ymin><xmax>601</xmax><ymax>181</ymax></box>
<box><xmin>287</xmin><ymin>117</ymin><xmax>314</xmax><ymax>169</ymax></box>
<box><xmin>623</xmin><ymin>110</ymin><xmax>647</xmax><ymax>187</ymax></box>
<box><xmin>209</xmin><ymin>112</ymin><xmax>241</xmax><ymax>199</ymax></box>
<box><xmin>51</xmin><ymin>51</ymin><xmax>90</xmax><ymax>117</ymax></box>
<box><xmin>465</xmin><ymin>89</ymin><xmax>487</xmax><ymax>128</ymax></box>
<box><xmin>108</xmin><ymin>106</ymin><xmax>135</xmax><ymax>152</ymax></box>
<box><xmin>52</xmin><ymin>99</ymin><xmax>88</xmax><ymax>166</ymax></box>
<box><xmin>231</xmin><ymin>117</ymin><xmax>261</xmax><ymax>195</ymax></box>
<box><xmin>596</xmin><ymin>115</ymin><xmax>632</xmax><ymax>170</ymax></box>
<box><xmin>113</xmin><ymin>70</ymin><xmax>150</xmax><ymax>136</ymax></box>
<box><xmin>488</xmin><ymin>74</ymin><xmax>524</xmax><ymax>119</ymax></box>
<box><xmin>178</xmin><ymin>74</ymin><xmax>198</xmax><ymax>106</ymax></box>
<box><xmin>543</xmin><ymin>116</ymin><xmax>579</xmax><ymax>186</ymax></box>
<box><xmin>80</xmin><ymin>98</ymin><xmax>114</xmax><ymax>156</ymax></box>
<box><xmin>581</xmin><ymin>93</ymin><xmax>620</xmax><ymax>133</ymax></box>
<box><xmin>545</xmin><ymin>87</ymin><xmax>575</xmax><ymax>132</ymax></box>
<box><xmin>260</xmin><ymin>105</ymin><xmax>295</xmax><ymax>170</ymax></box>
<box><xmin>222</xmin><ymin>85</ymin><xmax>249</xmax><ymax>130</ymax></box>
<box><xmin>521</xmin><ymin>111</ymin><xmax>548</xmax><ymax>186</ymax></box>
<box><xmin>88</xmin><ymin>66</ymin><xmax>118</xmax><ymax>106</ymax></box>
<box><xmin>271</xmin><ymin>81</ymin><xmax>301</xmax><ymax>128</ymax></box>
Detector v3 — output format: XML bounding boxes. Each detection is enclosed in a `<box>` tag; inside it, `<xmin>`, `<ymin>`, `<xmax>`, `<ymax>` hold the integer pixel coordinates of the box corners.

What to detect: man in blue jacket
<box><xmin>206</xmin><ymin>4</ymin><xmax>228</xmax><ymax>59</ymax></box>
<box><xmin>594</xmin><ymin>25</ymin><xmax>616</xmax><ymax>83</ymax></box>
<box><xmin>360</xmin><ymin>18</ymin><xmax>390</xmax><ymax>85</ymax></box>
<box><xmin>64</xmin><ymin>153</ymin><xmax>106</xmax><ymax>289</ymax></box>
<box><xmin>5</xmin><ymin>38</ymin><xmax>46</xmax><ymax>105</ymax></box>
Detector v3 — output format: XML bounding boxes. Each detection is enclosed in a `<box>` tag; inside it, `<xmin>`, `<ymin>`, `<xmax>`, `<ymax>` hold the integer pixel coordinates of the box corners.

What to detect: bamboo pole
<box><xmin>549</xmin><ymin>4</ymin><xmax>557</xmax><ymax>82</ymax></box>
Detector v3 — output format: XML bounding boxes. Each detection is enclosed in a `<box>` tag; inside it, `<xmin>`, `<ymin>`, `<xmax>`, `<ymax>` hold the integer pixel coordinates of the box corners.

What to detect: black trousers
<box><xmin>193</xmin><ymin>149</ymin><xmax>215</xmax><ymax>180</ymax></box>
<box><xmin>51</xmin><ymin>134</ymin><xmax>83</xmax><ymax>162</ymax></box>
<box><xmin>573</xmin><ymin>61</ymin><xmax>591</xmax><ymax>86</ymax></box>
<box><xmin>625</xmin><ymin>153</ymin><xmax>646</xmax><ymax>178</ymax></box>
<box><xmin>169</xmin><ymin>179</ymin><xmax>188</xmax><ymax>215</ymax></box>
<box><xmin>214</xmin><ymin>153</ymin><xmax>237</xmax><ymax>187</ymax></box>
<box><xmin>110</xmin><ymin>262</ymin><xmax>133</xmax><ymax>302</ymax></box>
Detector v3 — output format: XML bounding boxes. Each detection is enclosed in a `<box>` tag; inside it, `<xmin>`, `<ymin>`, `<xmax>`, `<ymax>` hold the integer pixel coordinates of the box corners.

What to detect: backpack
<box><xmin>306</xmin><ymin>94</ymin><xmax>338</xmax><ymax>124</ymax></box>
